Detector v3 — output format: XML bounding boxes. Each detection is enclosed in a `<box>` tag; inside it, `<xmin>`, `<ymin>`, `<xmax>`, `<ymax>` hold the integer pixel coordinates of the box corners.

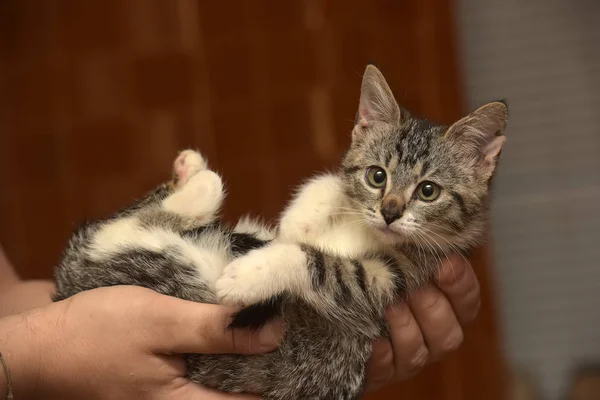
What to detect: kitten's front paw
<box><xmin>216</xmin><ymin>243</ymin><xmax>307</xmax><ymax>307</ymax></box>
<box><xmin>216</xmin><ymin>257</ymin><xmax>267</xmax><ymax>306</ymax></box>
<box><xmin>173</xmin><ymin>149</ymin><xmax>208</xmax><ymax>187</ymax></box>
<box><xmin>216</xmin><ymin>250</ymin><xmax>285</xmax><ymax>307</ymax></box>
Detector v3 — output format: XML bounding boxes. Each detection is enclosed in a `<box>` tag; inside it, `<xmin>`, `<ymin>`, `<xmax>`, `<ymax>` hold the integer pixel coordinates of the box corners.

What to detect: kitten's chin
<box><xmin>371</xmin><ymin>221</ymin><xmax>429</xmax><ymax>246</ymax></box>
<box><xmin>369</xmin><ymin>223</ymin><xmax>406</xmax><ymax>244</ymax></box>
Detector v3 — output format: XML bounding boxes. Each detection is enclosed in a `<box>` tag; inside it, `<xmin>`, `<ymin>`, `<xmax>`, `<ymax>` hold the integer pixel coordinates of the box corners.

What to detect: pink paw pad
<box><xmin>173</xmin><ymin>150</ymin><xmax>206</xmax><ymax>186</ymax></box>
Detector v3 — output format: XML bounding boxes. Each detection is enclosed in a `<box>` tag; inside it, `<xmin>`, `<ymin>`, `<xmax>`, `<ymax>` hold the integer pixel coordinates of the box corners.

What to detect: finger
<box><xmin>145</xmin><ymin>294</ymin><xmax>284</xmax><ymax>355</ymax></box>
<box><xmin>385</xmin><ymin>302</ymin><xmax>429</xmax><ymax>380</ymax></box>
<box><xmin>364</xmin><ymin>339</ymin><xmax>394</xmax><ymax>393</ymax></box>
<box><xmin>165</xmin><ymin>381</ymin><xmax>261</xmax><ymax>400</ymax></box>
<box><xmin>436</xmin><ymin>255</ymin><xmax>481</xmax><ymax>325</ymax></box>
<box><xmin>408</xmin><ymin>285</ymin><xmax>463</xmax><ymax>362</ymax></box>
<box><xmin>173</xmin><ymin>382</ymin><xmax>260</xmax><ymax>400</ymax></box>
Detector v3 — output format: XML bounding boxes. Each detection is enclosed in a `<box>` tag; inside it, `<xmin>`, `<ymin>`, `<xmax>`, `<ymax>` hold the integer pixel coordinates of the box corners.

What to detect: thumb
<box><xmin>148</xmin><ymin>294</ymin><xmax>284</xmax><ymax>355</ymax></box>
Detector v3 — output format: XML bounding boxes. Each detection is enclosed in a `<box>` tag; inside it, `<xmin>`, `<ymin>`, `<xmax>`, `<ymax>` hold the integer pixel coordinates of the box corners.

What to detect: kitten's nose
<box><xmin>381</xmin><ymin>196</ymin><xmax>404</xmax><ymax>225</ymax></box>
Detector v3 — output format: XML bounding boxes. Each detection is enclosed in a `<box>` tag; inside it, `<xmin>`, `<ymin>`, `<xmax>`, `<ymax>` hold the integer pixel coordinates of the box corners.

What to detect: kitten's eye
<box><xmin>416</xmin><ymin>181</ymin><xmax>441</xmax><ymax>201</ymax></box>
<box><xmin>365</xmin><ymin>166</ymin><xmax>387</xmax><ymax>188</ymax></box>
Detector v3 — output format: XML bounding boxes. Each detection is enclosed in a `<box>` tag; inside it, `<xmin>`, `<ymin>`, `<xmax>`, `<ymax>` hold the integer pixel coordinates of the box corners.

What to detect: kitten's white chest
<box><xmin>277</xmin><ymin>173</ymin><xmax>382</xmax><ymax>257</ymax></box>
<box><xmin>303</xmin><ymin>216</ymin><xmax>380</xmax><ymax>257</ymax></box>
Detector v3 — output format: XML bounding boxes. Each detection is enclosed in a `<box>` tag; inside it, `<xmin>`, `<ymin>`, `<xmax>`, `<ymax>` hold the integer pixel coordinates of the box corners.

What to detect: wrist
<box><xmin>0</xmin><ymin>308</ymin><xmax>51</xmax><ymax>399</ymax></box>
<box><xmin>0</xmin><ymin>280</ymin><xmax>55</xmax><ymax>318</ymax></box>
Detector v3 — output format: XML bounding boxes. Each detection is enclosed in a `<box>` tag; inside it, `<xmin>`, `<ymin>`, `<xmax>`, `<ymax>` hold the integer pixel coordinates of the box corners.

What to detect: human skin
<box><xmin>0</xmin><ymin>285</ymin><xmax>283</xmax><ymax>399</ymax></box>
<box><xmin>0</xmin><ymin>248</ymin><xmax>479</xmax><ymax>398</ymax></box>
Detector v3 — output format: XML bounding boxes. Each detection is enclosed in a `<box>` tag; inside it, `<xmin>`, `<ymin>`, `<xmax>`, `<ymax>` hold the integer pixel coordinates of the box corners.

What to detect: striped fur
<box><xmin>53</xmin><ymin>65</ymin><xmax>508</xmax><ymax>400</ymax></box>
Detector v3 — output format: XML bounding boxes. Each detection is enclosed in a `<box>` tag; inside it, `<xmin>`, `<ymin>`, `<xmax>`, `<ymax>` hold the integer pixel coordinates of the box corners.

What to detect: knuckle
<box><xmin>419</xmin><ymin>290</ymin><xmax>443</xmax><ymax>313</ymax></box>
<box><xmin>386</xmin><ymin>304</ymin><xmax>413</xmax><ymax>329</ymax></box>
<box><xmin>439</xmin><ymin>260</ymin><xmax>467</xmax><ymax>287</ymax></box>
<box><xmin>231</xmin><ymin>327</ymin><xmax>248</xmax><ymax>354</ymax></box>
<box><xmin>371</xmin><ymin>339</ymin><xmax>393</xmax><ymax>360</ymax></box>
<box><xmin>231</xmin><ymin>326</ymin><xmax>260</xmax><ymax>355</ymax></box>
<box><xmin>378</xmin><ymin>344</ymin><xmax>395</xmax><ymax>367</ymax></box>
<box><xmin>450</xmin><ymin>272</ymin><xmax>478</xmax><ymax>300</ymax></box>
<box><xmin>454</xmin><ymin>275</ymin><xmax>474</xmax><ymax>298</ymax></box>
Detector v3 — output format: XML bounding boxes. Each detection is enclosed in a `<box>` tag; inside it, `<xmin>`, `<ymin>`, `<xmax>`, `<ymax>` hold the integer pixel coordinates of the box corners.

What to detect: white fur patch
<box><xmin>173</xmin><ymin>149</ymin><xmax>208</xmax><ymax>185</ymax></box>
<box><xmin>88</xmin><ymin>217</ymin><xmax>228</xmax><ymax>287</ymax></box>
<box><xmin>216</xmin><ymin>243</ymin><xmax>310</xmax><ymax>306</ymax></box>
<box><xmin>162</xmin><ymin>169</ymin><xmax>224</xmax><ymax>222</ymax></box>
<box><xmin>278</xmin><ymin>174</ymin><xmax>383</xmax><ymax>256</ymax></box>
<box><xmin>234</xmin><ymin>216</ymin><xmax>277</xmax><ymax>241</ymax></box>
<box><xmin>362</xmin><ymin>258</ymin><xmax>396</xmax><ymax>299</ymax></box>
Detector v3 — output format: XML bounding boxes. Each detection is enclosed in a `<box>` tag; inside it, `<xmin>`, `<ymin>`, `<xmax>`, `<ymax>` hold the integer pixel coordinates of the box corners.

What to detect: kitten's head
<box><xmin>341</xmin><ymin>65</ymin><xmax>507</xmax><ymax>250</ymax></box>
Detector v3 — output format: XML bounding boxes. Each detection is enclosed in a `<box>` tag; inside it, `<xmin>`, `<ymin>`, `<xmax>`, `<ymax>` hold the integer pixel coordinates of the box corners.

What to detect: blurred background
<box><xmin>1</xmin><ymin>1</ymin><xmax>598</xmax><ymax>399</ymax></box>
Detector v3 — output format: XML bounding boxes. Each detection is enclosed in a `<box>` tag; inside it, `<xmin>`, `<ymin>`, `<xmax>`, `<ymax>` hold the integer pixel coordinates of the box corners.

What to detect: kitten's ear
<box><xmin>445</xmin><ymin>100</ymin><xmax>508</xmax><ymax>179</ymax></box>
<box><xmin>354</xmin><ymin>65</ymin><xmax>403</xmax><ymax>138</ymax></box>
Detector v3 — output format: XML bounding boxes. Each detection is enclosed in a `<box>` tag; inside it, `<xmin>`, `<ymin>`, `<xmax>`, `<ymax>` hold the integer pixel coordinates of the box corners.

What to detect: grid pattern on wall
<box><xmin>456</xmin><ymin>1</ymin><xmax>600</xmax><ymax>398</ymax></box>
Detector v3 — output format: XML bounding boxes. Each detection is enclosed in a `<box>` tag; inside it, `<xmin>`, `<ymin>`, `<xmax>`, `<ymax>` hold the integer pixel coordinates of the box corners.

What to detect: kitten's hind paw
<box><xmin>173</xmin><ymin>149</ymin><xmax>208</xmax><ymax>187</ymax></box>
<box><xmin>163</xmin><ymin>170</ymin><xmax>224</xmax><ymax>219</ymax></box>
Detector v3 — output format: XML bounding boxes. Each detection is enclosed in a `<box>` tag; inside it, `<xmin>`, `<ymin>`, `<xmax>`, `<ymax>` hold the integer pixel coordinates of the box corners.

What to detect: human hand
<box><xmin>365</xmin><ymin>254</ymin><xmax>480</xmax><ymax>392</ymax></box>
<box><xmin>0</xmin><ymin>285</ymin><xmax>283</xmax><ymax>400</ymax></box>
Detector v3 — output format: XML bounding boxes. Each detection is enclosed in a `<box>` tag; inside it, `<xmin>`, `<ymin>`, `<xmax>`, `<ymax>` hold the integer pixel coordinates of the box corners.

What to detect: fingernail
<box><xmin>258</xmin><ymin>319</ymin><xmax>285</xmax><ymax>349</ymax></box>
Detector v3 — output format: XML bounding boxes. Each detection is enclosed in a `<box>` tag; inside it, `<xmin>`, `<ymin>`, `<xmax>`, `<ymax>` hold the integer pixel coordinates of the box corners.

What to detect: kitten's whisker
<box><xmin>418</xmin><ymin>228</ymin><xmax>455</xmax><ymax>258</ymax></box>
<box><xmin>335</xmin><ymin>217</ymin><xmax>368</xmax><ymax>230</ymax></box>
<box><xmin>413</xmin><ymin>229</ymin><xmax>443</xmax><ymax>271</ymax></box>
<box><xmin>421</xmin><ymin>221</ymin><xmax>474</xmax><ymax>245</ymax></box>
<box><xmin>330</xmin><ymin>206</ymin><xmax>363</xmax><ymax>212</ymax></box>
<box><xmin>330</xmin><ymin>212</ymin><xmax>366</xmax><ymax>217</ymax></box>
<box><xmin>412</xmin><ymin>232</ymin><xmax>429</xmax><ymax>267</ymax></box>
<box><xmin>421</xmin><ymin>229</ymin><xmax>450</xmax><ymax>272</ymax></box>
<box><xmin>420</xmin><ymin>227</ymin><xmax>468</xmax><ymax>264</ymax></box>
<box><xmin>345</xmin><ymin>196</ymin><xmax>372</xmax><ymax>210</ymax></box>
<box><xmin>422</xmin><ymin>222</ymin><xmax>472</xmax><ymax>246</ymax></box>
<box><xmin>419</xmin><ymin>221</ymin><xmax>454</xmax><ymax>233</ymax></box>
<box><xmin>417</xmin><ymin>226</ymin><xmax>470</xmax><ymax>273</ymax></box>
<box><xmin>412</xmin><ymin>232</ymin><xmax>424</xmax><ymax>263</ymax></box>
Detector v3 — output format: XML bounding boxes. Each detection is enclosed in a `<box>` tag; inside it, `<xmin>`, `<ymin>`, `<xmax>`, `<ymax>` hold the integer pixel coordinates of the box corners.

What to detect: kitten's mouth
<box><xmin>376</xmin><ymin>222</ymin><xmax>423</xmax><ymax>241</ymax></box>
<box><xmin>376</xmin><ymin>225</ymin><xmax>404</xmax><ymax>239</ymax></box>
<box><xmin>368</xmin><ymin>219</ymin><xmax>413</xmax><ymax>241</ymax></box>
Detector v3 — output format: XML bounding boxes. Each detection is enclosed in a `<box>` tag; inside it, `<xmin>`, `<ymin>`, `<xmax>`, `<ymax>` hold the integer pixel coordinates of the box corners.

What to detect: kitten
<box><xmin>53</xmin><ymin>65</ymin><xmax>507</xmax><ymax>400</ymax></box>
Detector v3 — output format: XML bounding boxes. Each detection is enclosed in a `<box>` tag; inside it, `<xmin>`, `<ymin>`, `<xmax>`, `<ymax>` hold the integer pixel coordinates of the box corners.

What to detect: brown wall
<box><xmin>0</xmin><ymin>1</ymin><xmax>506</xmax><ymax>399</ymax></box>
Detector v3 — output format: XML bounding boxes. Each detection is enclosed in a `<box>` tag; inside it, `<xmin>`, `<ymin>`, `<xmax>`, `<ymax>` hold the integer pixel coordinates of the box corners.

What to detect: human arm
<box><xmin>0</xmin><ymin>246</ymin><xmax>55</xmax><ymax>317</ymax></box>
<box><xmin>0</xmin><ymin>285</ymin><xmax>283</xmax><ymax>400</ymax></box>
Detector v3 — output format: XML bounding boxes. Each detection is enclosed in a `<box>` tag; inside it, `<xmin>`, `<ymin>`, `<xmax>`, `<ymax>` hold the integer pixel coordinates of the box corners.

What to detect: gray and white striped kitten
<box><xmin>53</xmin><ymin>65</ymin><xmax>507</xmax><ymax>400</ymax></box>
